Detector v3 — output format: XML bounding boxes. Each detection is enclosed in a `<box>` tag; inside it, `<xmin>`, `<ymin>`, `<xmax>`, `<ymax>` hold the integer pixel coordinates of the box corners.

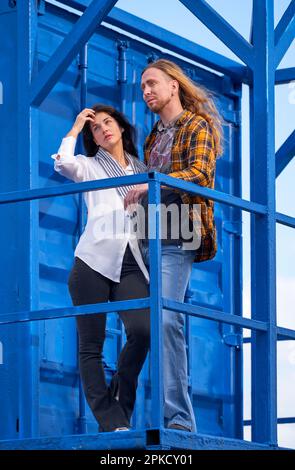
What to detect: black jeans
<box><xmin>68</xmin><ymin>245</ymin><xmax>150</xmax><ymax>432</ymax></box>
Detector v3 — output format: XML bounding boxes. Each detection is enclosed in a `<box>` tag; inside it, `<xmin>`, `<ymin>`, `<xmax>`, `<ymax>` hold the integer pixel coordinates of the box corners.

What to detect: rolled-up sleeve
<box><xmin>51</xmin><ymin>136</ymin><xmax>88</xmax><ymax>182</ymax></box>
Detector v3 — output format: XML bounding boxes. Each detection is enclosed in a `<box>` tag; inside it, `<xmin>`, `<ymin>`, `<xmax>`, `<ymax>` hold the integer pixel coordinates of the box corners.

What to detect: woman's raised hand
<box><xmin>66</xmin><ymin>108</ymin><xmax>96</xmax><ymax>138</ymax></box>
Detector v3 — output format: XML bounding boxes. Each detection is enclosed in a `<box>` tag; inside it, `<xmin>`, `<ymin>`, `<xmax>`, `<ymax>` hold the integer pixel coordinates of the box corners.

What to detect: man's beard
<box><xmin>148</xmin><ymin>95</ymin><xmax>172</xmax><ymax>114</ymax></box>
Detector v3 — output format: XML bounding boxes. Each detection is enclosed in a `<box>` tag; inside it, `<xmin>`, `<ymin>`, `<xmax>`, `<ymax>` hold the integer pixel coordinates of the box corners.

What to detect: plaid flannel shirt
<box><xmin>144</xmin><ymin>110</ymin><xmax>217</xmax><ymax>262</ymax></box>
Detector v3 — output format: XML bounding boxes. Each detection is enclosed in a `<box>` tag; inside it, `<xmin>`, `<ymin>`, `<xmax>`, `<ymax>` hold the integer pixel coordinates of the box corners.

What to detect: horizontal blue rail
<box><xmin>276</xmin><ymin>211</ymin><xmax>295</xmax><ymax>229</ymax></box>
<box><xmin>244</xmin><ymin>326</ymin><xmax>295</xmax><ymax>342</ymax></box>
<box><xmin>1</xmin><ymin>172</ymin><xmax>293</xmax><ymax>229</ymax></box>
<box><xmin>0</xmin><ymin>298</ymin><xmax>150</xmax><ymax>325</ymax></box>
<box><xmin>275</xmin><ymin>326</ymin><xmax>295</xmax><ymax>341</ymax></box>
<box><xmin>1</xmin><ymin>296</ymin><xmax>294</xmax><ymax>342</ymax></box>
<box><xmin>159</xmin><ymin>173</ymin><xmax>267</xmax><ymax>215</ymax></box>
<box><xmin>0</xmin><ymin>171</ymin><xmax>267</xmax><ymax>215</ymax></box>
<box><xmin>244</xmin><ymin>417</ymin><xmax>295</xmax><ymax>426</ymax></box>
<box><xmin>162</xmin><ymin>298</ymin><xmax>268</xmax><ymax>332</ymax></box>
<box><xmin>0</xmin><ymin>173</ymin><xmax>149</xmax><ymax>204</ymax></box>
<box><xmin>0</xmin><ymin>171</ymin><xmax>294</xmax><ymax>341</ymax></box>
<box><xmin>0</xmin><ymin>172</ymin><xmax>295</xmax><ymax>228</ymax></box>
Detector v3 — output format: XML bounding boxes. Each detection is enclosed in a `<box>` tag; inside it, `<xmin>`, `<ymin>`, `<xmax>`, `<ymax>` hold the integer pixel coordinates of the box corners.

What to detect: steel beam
<box><xmin>224</xmin><ymin>90</ymin><xmax>243</xmax><ymax>439</ymax></box>
<box><xmin>76</xmin><ymin>43</ymin><xmax>88</xmax><ymax>436</ymax></box>
<box><xmin>250</xmin><ymin>0</ymin><xmax>277</xmax><ymax>445</ymax></box>
<box><xmin>244</xmin><ymin>326</ymin><xmax>295</xmax><ymax>342</ymax></box>
<box><xmin>274</xmin><ymin>0</ymin><xmax>295</xmax><ymax>69</ymax></box>
<box><xmin>0</xmin><ymin>299</ymin><xmax>150</xmax><ymax>326</ymax></box>
<box><xmin>108</xmin><ymin>7</ymin><xmax>248</xmax><ymax>82</ymax></box>
<box><xmin>148</xmin><ymin>174</ymin><xmax>164</xmax><ymax>430</ymax></box>
<box><xmin>159</xmin><ymin>173</ymin><xmax>267</xmax><ymax>215</ymax></box>
<box><xmin>0</xmin><ymin>174</ymin><xmax>150</xmax><ymax>205</ymax></box>
<box><xmin>1</xmin><ymin>298</ymin><xmax>294</xmax><ymax>345</ymax></box>
<box><xmin>30</xmin><ymin>0</ymin><xmax>118</xmax><ymax>106</ymax></box>
<box><xmin>275</xmin><ymin>67</ymin><xmax>295</xmax><ymax>84</ymax></box>
<box><xmin>276</xmin><ymin>130</ymin><xmax>295</xmax><ymax>177</ymax></box>
<box><xmin>54</xmin><ymin>0</ymin><xmax>249</xmax><ymax>83</ymax></box>
<box><xmin>16</xmin><ymin>0</ymin><xmax>40</xmax><ymax>440</ymax></box>
<box><xmin>276</xmin><ymin>211</ymin><xmax>295</xmax><ymax>229</ymax></box>
<box><xmin>163</xmin><ymin>299</ymin><xmax>267</xmax><ymax>332</ymax></box>
<box><xmin>0</xmin><ymin>173</ymin><xmax>267</xmax><ymax>217</ymax></box>
<box><xmin>245</xmin><ymin>417</ymin><xmax>295</xmax><ymax>426</ymax></box>
<box><xmin>277</xmin><ymin>326</ymin><xmax>295</xmax><ymax>341</ymax></box>
<box><xmin>179</xmin><ymin>0</ymin><xmax>254</xmax><ymax>68</ymax></box>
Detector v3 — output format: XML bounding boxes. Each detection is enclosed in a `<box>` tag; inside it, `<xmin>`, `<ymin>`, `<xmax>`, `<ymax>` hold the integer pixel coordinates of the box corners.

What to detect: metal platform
<box><xmin>0</xmin><ymin>429</ymin><xmax>286</xmax><ymax>451</ymax></box>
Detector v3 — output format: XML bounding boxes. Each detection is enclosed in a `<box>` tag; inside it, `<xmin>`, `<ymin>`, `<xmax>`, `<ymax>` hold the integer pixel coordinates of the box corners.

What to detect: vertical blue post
<box><xmin>232</xmin><ymin>86</ymin><xmax>243</xmax><ymax>440</ymax></box>
<box><xmin>77</xmin><ymin>44</ymin><xmax>88</xmax><ymax>236</ymax></box>
<box><xmin>221</xmin><ymin>85</ymin><xmax>243</xmax><ymax>439</ymax></box>
<box><xmin>184</xmin><ymin>298</ymin><xmax>193</xmax><ymax>404</ymax></box>
<box><xmin>116</xmin><ymin>40</ymin><xmax>129</xmax><ymax>422</ymax></box>
<box><xmin>0</xmin><ymin>1</ymin><xmax>19</xmax><ymax>440</ymax></box>
<box><xmin>148</xmin><ymin>172</ymin><xmax>164</xmax><ymax>429</ymax></box>
<box><xmin>17</xmin><ymin>0</ymin><xmax>40</xmax><ymax>438</ymax></box>
<box><xmin>76</xmin><ymin>44</ymin><xmax>88</xmax><ymax>435</ymax></box>
<box><xmin>250</xmin><ymin>0</ymin><xmax>277</xmax><ymax>444</ymax></box>
<box><xmin>117</xmin><ymin>41</ymin><xmax>128</xmax><ymax>116</ymax></box>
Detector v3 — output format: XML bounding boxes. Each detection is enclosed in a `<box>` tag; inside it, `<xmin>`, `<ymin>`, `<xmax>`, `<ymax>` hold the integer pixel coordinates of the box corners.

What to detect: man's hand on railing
<box><xmin>124</xmin><ymin>183</ymin><xmax>148</xmax><ymax>209</ymax></box>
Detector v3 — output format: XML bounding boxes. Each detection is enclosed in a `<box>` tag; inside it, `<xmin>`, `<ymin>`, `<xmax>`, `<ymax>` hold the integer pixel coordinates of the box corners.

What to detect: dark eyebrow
<box><xmin>141</xmin><ymin>78</ymin><xmax>156</xmax><ymax>89</ymax></box>
<box><xmin>92</xmin><ymin>117</ymin><xmax>112</xmax><ymax>129</ymax></box>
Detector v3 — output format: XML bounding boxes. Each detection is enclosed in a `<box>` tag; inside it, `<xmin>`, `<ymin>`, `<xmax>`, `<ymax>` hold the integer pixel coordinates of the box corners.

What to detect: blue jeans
<box><xmin>141</xmin><ymin>243</ymin><xmax>197</xmax><ymax>432</ymax></box>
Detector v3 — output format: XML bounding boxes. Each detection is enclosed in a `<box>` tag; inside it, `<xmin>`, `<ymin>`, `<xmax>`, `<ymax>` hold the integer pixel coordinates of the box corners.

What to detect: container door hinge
<box><xmin>223</xmin><ymin>221</ymin><xmax>242</xmax><ymax>237</ymax></box>
<box><xmin>223</xmin><ymin>333</ymin><xmax>242</xmax><ymax>349</ymax></box>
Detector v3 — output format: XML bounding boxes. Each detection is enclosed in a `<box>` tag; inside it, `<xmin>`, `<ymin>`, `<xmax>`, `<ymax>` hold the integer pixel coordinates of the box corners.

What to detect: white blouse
<box><xmin>51</xmin><ymin>137</ymin><xmax>149</xmax><ymax>283</ymax></box>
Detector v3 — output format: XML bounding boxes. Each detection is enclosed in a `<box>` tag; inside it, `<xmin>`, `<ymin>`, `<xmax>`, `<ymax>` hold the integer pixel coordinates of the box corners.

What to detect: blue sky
<box><xmin>115</xmin><ymin>0</ymin><xmax>295</xmax><ymax>448</ymax></box>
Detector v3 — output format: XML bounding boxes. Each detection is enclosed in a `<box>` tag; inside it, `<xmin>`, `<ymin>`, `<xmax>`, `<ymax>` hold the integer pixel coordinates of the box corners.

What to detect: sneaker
<box><xmin>168</xmin><ymin>423</ymin><xmax>191</xmax><ymax>432</ymax></box>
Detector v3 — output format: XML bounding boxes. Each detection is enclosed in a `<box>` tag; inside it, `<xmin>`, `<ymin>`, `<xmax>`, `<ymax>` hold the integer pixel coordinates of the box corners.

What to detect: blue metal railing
<box><xmin>0</xmin><ymin>170</ymin><xmax>294</xmax><ymax>436</ymax></box>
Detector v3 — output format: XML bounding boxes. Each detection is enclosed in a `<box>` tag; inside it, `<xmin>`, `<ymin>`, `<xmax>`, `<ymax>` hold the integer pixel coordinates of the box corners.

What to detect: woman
<box><xmin>52</xmin><ymin>104</ymin><xmax>150</xmax><ymax>432</ymax></box>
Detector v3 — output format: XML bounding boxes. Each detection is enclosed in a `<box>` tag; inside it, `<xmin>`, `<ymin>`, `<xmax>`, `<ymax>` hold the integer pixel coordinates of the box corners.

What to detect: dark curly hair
<box><xmin>82</xmin><ymin>104</ymin><xmax>139</xmax><ymax>158</ymax></box>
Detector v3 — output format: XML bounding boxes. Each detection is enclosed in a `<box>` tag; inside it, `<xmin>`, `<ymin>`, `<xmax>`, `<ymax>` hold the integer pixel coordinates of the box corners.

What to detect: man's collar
<box><xmin>156</xmin><ymin>109</ymin><xmax>194</xmax><ymax>132</ymax></box>
<box><xmin>157</xmin><ymin>110</ymin><xmax>185</xmax><ymax>131</ymax></box>
<box><xmin>174</xmin><ymin>109</ymin><xmax>194</xmax><ymax>128</ymax></box>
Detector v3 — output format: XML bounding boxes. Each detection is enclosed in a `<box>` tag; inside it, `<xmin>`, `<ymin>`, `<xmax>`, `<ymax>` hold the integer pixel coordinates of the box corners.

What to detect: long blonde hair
<box><xmin>142</xmin><ymin>59</ymin><xmax>223</xmax><ymax>156</ymax></box>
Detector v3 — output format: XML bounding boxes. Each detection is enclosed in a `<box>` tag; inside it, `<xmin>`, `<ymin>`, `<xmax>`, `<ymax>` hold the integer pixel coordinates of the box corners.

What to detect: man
<box><xmin>125</xmin><ymin>59</ymin><xmax>222</xmax><ymax>432</ymax></box>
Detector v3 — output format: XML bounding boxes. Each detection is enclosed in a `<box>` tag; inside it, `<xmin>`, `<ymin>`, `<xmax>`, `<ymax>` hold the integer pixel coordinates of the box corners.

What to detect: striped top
<box><xmin>95</xmin><ymin>148</ymin><xmax>147</xmax><ymax>199</ymax></box>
